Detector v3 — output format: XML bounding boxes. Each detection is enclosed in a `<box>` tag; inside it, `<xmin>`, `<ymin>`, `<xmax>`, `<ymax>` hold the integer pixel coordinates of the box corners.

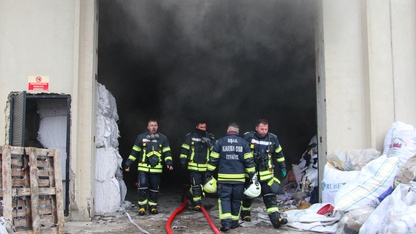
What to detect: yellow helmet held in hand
<box><xmin>203</xmin><ymin>177</ymin><xmax>217</xmax><ymax>193</ymax></box>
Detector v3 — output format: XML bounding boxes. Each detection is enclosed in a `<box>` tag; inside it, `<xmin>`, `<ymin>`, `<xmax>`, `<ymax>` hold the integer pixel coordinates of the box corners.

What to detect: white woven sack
<box><xmin>334</xmin><ymin>155</ymin><xmax>399</xmax><ymax>212</ymax></box>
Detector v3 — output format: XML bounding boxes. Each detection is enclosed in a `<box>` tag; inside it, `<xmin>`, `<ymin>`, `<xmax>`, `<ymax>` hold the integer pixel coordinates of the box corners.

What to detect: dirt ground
<box><xmin>64</xmin><ymin>187</ymin><xmax>315</xmax><ymax>234</ymax></box>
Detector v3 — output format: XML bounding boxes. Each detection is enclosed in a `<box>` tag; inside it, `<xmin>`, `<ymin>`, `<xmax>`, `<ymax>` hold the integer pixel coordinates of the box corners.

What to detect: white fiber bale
<box><xmin>94</xmin><ymin>178</ymin><xmax>121</xmax><ymax>214</ymax></box>
<box><xmin>96</xmin><ymin>115</ymin><xmax>120</xmax><ymax>148</ymax></box>
<box><xmin>96</xmin><ymin>82</ymin><xmax>119</xmax><ymax>120</ymax></box>
<box><xmin>96</xmin><ymin>148</ymin><xmax>120</xmax><ymax>182</ymax></box>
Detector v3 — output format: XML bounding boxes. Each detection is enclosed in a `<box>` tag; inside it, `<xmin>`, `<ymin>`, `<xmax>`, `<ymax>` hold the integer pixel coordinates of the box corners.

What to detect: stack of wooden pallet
<box><xmin>0</xmin><ymin>146</ymin><xmax>64</xmax><ymax>233</ymax></box>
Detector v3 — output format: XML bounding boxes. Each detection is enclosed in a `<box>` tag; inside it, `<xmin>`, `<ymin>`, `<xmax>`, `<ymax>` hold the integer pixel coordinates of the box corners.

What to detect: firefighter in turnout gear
<box><xmin>124</xmin><ymin>119</ymin><xmax>173</xmax><ymax>215</ymax></box>
<box><xmin>206</xmin><ymin>122</ymin><xmax>256</xmax><ymax>232</ymax></box>
<box><xmin>180</xmin><ymin>121</ymin><xmax>215</xmax><ymax>211</ymax></box>
<box><xmin>240</xmin><ymin>119</ymin><xmax>288</xmax><ymax>229</ymax></box>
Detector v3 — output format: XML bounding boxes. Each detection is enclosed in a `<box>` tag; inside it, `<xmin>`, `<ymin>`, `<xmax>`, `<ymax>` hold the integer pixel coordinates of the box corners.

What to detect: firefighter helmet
<box><xmin>244</xmin><ymin>179</ymin><xmax>261</xmax><ymax>198</ymax></box>
<box><xmin>203</xmin><ymin>177</ymin><xmax>217</xmax><ymax>193</ymax></box>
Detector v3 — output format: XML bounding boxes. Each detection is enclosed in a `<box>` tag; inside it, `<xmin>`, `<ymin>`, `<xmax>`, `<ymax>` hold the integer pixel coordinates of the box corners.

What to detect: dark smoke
<box><xmin>98</xmin><ymin>0</ymin><xmax>317</xmax><ymax>187</ymax></box>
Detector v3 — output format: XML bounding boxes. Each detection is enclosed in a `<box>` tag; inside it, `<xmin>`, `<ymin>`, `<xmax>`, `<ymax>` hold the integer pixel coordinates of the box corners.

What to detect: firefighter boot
<box><xmin>193</xmin><ymin>204</ymin><xmax>201</xmax><ymax>211</ymax></box>
<box><xmin>220</xmin><ymin>219</ymin><xmax>232</xmax><ymax>232</ymax></box>
<box><xmin>240</xmin><ymin>210</ymin><xmax>251</xmax><ymax>222</ymax></box>
<box><xmin>231</xmin><ymin>220</ymin><xmax>240</xmax><ymax>229</ymax></box>
<box><xmin>268</xmin><ymin>212</ymin><xmax>288</xmax><ymax>229</ymax></box>
<box><xmin>149</xmin><ymin>206</ymin><xmax>158</xmax><ymax>215</ymax></box>
<box><xmin>138</xmin><ymin>207</ymin><xmax>146</xmax><ymax>216</ymax></box>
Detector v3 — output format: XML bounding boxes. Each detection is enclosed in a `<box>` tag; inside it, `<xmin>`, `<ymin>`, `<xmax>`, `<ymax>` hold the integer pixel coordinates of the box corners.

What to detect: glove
<box><xmin>280</xmin><ymin>168</ymin><xmax>287</xmax><ymax>178</ymax></box>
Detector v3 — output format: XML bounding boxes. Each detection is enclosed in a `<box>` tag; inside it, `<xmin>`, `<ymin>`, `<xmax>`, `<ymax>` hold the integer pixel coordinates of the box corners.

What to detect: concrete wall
<box><xmin>0</xmin><ymin>0</ymin><xmax>98</xmax><ymax>220</ymax></box>
<box><xmin>317</xmin><ymin>0</ymin><xmax>416</xmax><ymax>199</ymax></box>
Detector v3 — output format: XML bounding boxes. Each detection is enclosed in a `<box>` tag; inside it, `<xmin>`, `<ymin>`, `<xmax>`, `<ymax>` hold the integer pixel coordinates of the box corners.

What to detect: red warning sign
<box><xmin>28</xmin><ymin>76</ymin><xmax>49</xmax><ymax>91</ymax></box>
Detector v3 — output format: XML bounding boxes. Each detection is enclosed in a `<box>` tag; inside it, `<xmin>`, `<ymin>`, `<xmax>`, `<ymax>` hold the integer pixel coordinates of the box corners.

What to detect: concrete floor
<box><xmin>64</xmin><ymin>187</ymin><xmax>319</xmax><ymax>234</ymax></box>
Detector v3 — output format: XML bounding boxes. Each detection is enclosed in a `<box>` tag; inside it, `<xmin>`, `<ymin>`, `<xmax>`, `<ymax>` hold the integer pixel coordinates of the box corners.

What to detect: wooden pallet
<box><xmin>0</xmin><ymin>145</ymin><xmax>64</xmax><ymax>234</ymax></box>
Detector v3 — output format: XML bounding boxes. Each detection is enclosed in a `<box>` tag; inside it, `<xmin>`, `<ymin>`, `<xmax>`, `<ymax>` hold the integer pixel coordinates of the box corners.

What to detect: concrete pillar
<box><xmin>69</xmin><ymin>0</ymin><xmax>98</xmax><ymax>221</ymax></box>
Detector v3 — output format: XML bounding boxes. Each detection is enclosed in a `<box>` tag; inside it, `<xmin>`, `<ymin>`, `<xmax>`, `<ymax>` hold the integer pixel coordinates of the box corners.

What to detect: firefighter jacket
<box><xmin>207</xmin><ymin>132</ymin><xmax>256</xmax><ymax>184</ymax></box>
<box><xmin>243</xmin><ymin>131</ymin><xmax>286</xmax><ymax>182</ymax></box>
<box><xmin>124</xmin><ymin>131</ymin><xmax>173</xmax><ymax>174</ymax></box>
<box><xmin>180</xmin><ymin>129</ymin><xmax>215</xmax><ymax>172</ymax></box>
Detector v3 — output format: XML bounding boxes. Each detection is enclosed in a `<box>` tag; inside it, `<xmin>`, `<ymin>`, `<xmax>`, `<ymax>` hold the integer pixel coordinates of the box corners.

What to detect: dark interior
<box><xmin>97</xmin><ymin>0</ymin><xmax>317</xmax><ymax>191</ymax></box>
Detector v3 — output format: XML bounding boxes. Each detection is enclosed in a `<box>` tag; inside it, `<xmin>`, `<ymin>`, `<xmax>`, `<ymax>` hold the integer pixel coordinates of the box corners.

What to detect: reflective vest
<box><xmin>243</xmin><ymin>131</ymin><xmax>285</xmax><ymax>182</ymax></box>
<box><xmin>125</xmin><ymin>132</ymin><xmax>172</xmax><ymax>174</ymax></box>
<box><xmin>180</xmin><ymin>131</ymin><xmax>214</xmax><ymax>172</ymax></box>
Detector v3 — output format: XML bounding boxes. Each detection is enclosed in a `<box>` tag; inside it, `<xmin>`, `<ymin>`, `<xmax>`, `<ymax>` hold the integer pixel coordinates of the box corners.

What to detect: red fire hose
<box><xmin>165</xmin><ymin>197</ymin><xmax>220</xmax><ymax>234</ymax></box>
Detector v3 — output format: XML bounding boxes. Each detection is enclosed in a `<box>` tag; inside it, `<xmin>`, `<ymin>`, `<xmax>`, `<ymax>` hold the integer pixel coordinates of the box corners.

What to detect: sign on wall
<box><xmin>28</xmin><ymin>76</ymin><xmax>49</xmax><ymax>91</ymax></box>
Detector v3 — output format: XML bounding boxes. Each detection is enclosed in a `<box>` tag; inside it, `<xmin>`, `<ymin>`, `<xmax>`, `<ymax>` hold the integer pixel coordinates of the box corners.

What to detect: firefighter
<box><xmin>180</xmin><ymin>121</ymin><xmax>215</xmax><ymax>211</ymax></box>
<box><xmin>206</xmin><ymin>122</ymin><xmax>256</xmax><ymax>232</ymax></box>
<box><xmin>240</xmin><ymin>119</ymin><xmax>288</xmax><ymax>228</ymax></box>
<box><xmin>124</xmin><ymin>119</ymin><xmax>173</xmax><ymax>215</ymax></box>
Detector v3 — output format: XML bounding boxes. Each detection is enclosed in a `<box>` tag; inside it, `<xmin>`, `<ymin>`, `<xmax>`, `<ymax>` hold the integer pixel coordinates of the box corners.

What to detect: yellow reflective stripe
<box><xmin>188</xmin><ymin>167</ymin><xmax>207</xmax><ymax>172</ymax></box>
<box><xmin>219</xmin><ymin>178</ymin><xmax>245</xmax><ymax>183</ymax></box>
<box><xmin>259</xmin><ymin>170</ymin><xmax>273</xmax><ymax>177</ymax></box>
<box><xmin>219</xmin><ymin>199</ymin><xmax>231</xmax><ymax>219</ymax></box>
<box><xmin>188</xmin><ymin>162</ymin><xmax>208</xmax><ymax>168</ymax></box>
<box><xmin>231</xmin><ymin>215</ymin><xmax>239</xmax><ymax>221</ymax></box>
<box><xmin>179</xmin><ymin>154</ymin><xmax>187</xmax><ymax>159</ymax></box>
<box><xmin>267</xmin><ymin>207</ymin><xmax>279</xmax><ymax>213</ymax></box>
<box><xmin>220</xmin><ymin>212</ymin><xmax>232</xmax><ymax>219</ymax></box>
<box><xmin>165</xmin><ymin>156</ymin><xmax>172</xmax><ymax>161</ymax></box>
<box><xmin>138</xmin><ymin>200</ymin><xmax>148</xmax><ymax>205</ymax></box>
<box><xmin>241</xmin><ymin>206</ymin><xmax>251</xmax><ymax>211</ymax></box>
<box><xmin>149</xmin><ymin>168</ymin><xmax>163</xmax><ymax>173</ymax></box>
<box><xmin>244</xmin><ymin>152</ymin><xmax>253</xmax><ymax>160</ymax></box>
<box><xmin>207</xmin><ymin>165</ymin><xmax>216</xmax><ymax>171</ymax></box>
<box><xmin>259</xmin><ymin>170</ymin><xmax>273</xmax><ymax>181</ymax></box>
<box><xmin>268</xmin><ymin>155</ymin><xmax>273</xmax><ymax>169</ymax></box>
<box><xmin>128</xmin><ymin>155</ymin><xmax>136</xmax><ymax>161</ymax></box>
<box><xmin>162</xmin><ymin>146</ymin><xmax>171</xmax><ymax>153</ymax></box>
<box><xmin>133</xmin><ymin>145</ymin><xmax>141</xmax><ymax>152</ymax></box>
<box><xmin>193</xmin><ymin>196</ymin><xmax>202</xmax><ymax>202</ymax></box>
<box><xmin>138</xmin><ymin>164</ymin><xmax>163</xmax><ymax>173</ymax></box>
<box><xmin>250</xmin><ymin>144</ymin><xmax>255</xmax><ymax>150</ymax></box>
<box><xmin>276</xmin><ymin>157</ymin><xmax>285</xmax><ymax>163</ymax></box>
<box><xmin>218</xmin><ymin>173</ymin><xmax>245</xmax><ymax>182</ymax></box>
<box><xmin>148</xmin><ymin>201</ymin><xmax>157</xmax><ymax>206</ymax></box>
<box><xmin>267</xmin><ymin>177</ymin><xmax>281</xmax><ymax>185</ymax></box>
<box><xmin>181</xmin><ymin>143</ymin><xmax>190</xmax><ymax>150</ymax></box>
<box><xmin>206</xmin><ymin>148</ymin><xmax>210</xmax><ymax>162</ymax></box>
<box><xmin>218</xmin><ymin>173</ymin><xmax>245</xmax><ymax>179</ymax></box>
<box><xmin>245</xmin><ymin>167</ymin><xmax>255</xmax><ymax>173</ymax></box>
<box><xmin>275</xmin><ymin>145</ymin><xmax>282</xmax><ymax>153</ymax></box>
<box><xmin>190</xmin><ymin>151</ymin><xmax>195</xmax><ymax>162</ymax></box>
<box><xmin>147</xmin><ymin>151</ymin><xmax>162</xmax><ymax>157</ymax></box>
<box><xmin>210</xmin><ymin>152</ymin><xmax>219</xmax><ymax>158</ymax></box>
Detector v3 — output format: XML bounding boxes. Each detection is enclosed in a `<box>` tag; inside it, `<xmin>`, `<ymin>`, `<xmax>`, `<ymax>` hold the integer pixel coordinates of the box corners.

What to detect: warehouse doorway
<box><xmin>97</xmin><ymin>0</ymin><xmax>317</xmax><ymax>191</ymax></box>
<box><xmin>8</xmin><ymin>91</ymin><xmax>71</xmax><ymax>215</ymax></box>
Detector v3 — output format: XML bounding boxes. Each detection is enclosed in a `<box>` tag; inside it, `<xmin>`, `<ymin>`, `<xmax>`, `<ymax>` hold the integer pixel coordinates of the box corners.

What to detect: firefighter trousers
<box><xmin>242</xmin><ymin>180</ymin><xmax>279</xmax><ymax>213</ymax></box>
<box><xmin>189</xmin><ymin>171</ymin><xmax>207</xmax><ymax>206</ymax></box>
<box><xmin>137</xmin><ymin>171</ymin><xmax>161</xmax><ymax>209</ymax></box>
<box><xmin>218</xmin><ymin>183</ymin><xmax>244</xmax><ymax>229</ymax></box>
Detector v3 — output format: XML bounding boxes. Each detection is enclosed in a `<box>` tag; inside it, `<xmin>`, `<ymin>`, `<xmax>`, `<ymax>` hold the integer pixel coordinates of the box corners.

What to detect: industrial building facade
<box><xmin>0</xmin><ymin>0</ymin><xmax>415</xmax><ymax>221</ymax></box>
